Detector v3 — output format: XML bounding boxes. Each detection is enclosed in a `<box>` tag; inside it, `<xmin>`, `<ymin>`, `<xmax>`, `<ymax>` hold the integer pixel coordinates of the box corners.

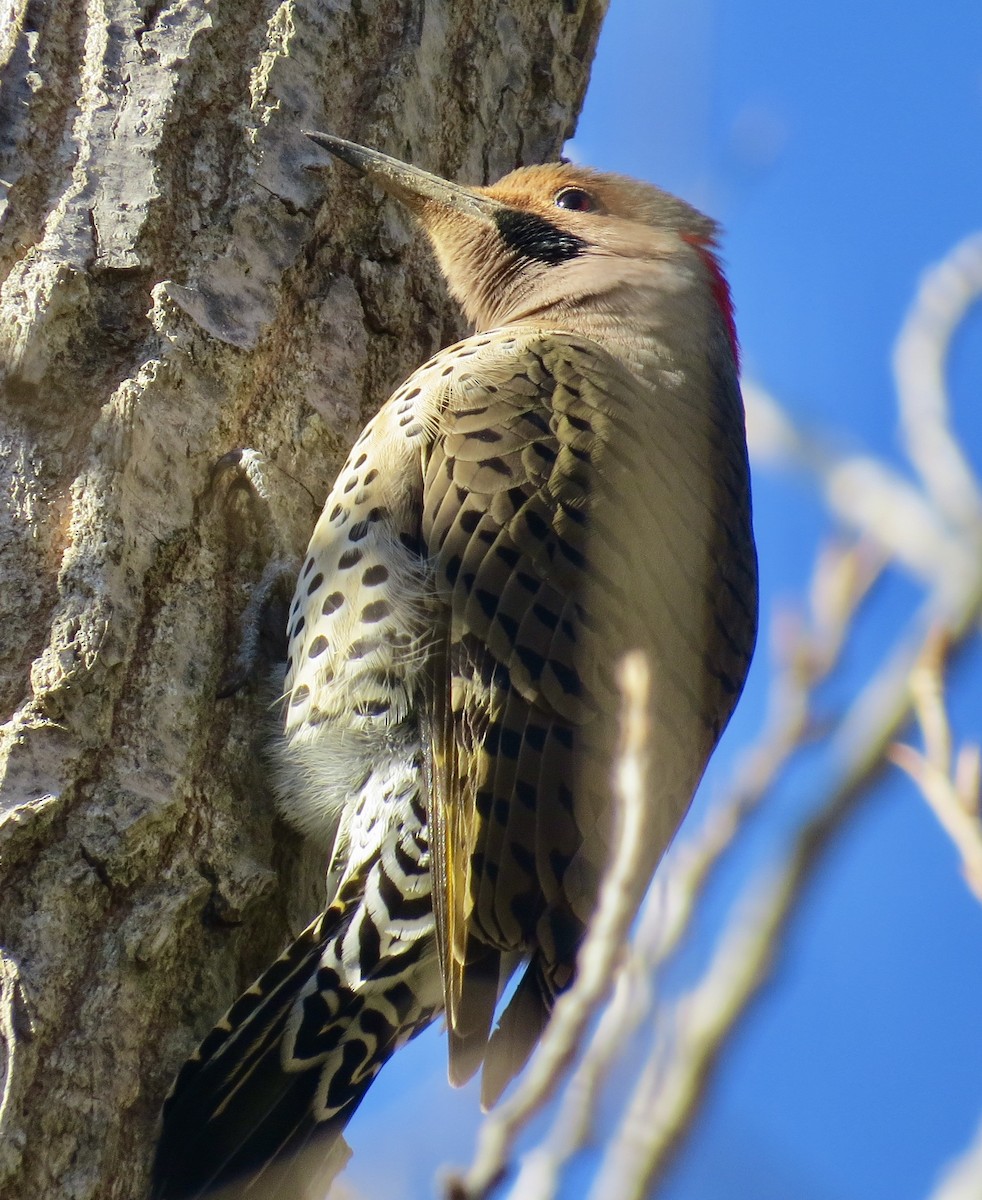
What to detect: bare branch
<box><xmin>894</xmin><ymin>231</ymin><xmax>982</xmax><ymax>536</ymax></box>
<box><xmin>889</xmin><ymin>632</ymin><xmax>982</xmax><ymax>904</ymax></box>
<box><xmin>743</xmin><ymin>382</ymin><xmax>972</xmax><ymax>589</ymax></box>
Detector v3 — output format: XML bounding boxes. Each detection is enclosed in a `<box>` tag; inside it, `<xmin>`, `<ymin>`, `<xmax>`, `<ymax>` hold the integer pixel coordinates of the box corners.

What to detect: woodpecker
<box><xmin>152</xmin><ymin>133</ymin><xmax>757</xmax><ymax>1198</ymax></box>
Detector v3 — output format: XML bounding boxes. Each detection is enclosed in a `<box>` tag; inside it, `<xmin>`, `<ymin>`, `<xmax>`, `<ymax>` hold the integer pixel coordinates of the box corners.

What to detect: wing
<box><xmin>420</xmin><ymin>328</ymin><xmax>756</xmax><ymax>1089</ymax></box>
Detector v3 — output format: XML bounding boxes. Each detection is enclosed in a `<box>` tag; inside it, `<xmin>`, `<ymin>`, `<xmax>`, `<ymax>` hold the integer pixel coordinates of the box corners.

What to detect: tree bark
<box><xmin>0</xmin><ymin>2</ymin><xmax>607</xmax><ymax>1196</ymax></box>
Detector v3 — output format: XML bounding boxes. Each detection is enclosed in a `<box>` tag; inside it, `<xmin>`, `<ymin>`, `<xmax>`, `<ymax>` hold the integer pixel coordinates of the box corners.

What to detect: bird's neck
<box><xmin>498</xmin><ymin>278</ymin><xmax>729</xmax><ymax>396</ymax></box>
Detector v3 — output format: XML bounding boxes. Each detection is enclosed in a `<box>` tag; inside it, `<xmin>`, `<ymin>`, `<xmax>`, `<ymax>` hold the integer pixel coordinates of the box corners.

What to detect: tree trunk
<box><xmin>0</xmin><ymin>2</ymin><xmax>607</xmax><ymax>1195</ymax></box>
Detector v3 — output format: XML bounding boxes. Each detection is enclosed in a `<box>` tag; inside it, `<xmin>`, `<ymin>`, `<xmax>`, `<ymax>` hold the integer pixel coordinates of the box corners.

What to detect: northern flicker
<box><xmin>152</xmin><ymin>133</ymin><xmax>757</xmax><ymax>1198</ymax></box>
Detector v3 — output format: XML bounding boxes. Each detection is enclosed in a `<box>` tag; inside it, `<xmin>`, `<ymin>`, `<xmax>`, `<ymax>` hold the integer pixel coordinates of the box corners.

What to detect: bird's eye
<box><xmin>554</xmin><ymin>187</ymin><xmax>595</xmax><ymax>213</ymax></box>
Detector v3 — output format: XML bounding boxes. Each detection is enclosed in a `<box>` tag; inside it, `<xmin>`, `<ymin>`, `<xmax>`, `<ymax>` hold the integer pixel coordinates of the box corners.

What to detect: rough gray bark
<box><xmin>0</xmin><ymin>2</ymin><xmax>607</xmax><ymax>1196</ymax></box>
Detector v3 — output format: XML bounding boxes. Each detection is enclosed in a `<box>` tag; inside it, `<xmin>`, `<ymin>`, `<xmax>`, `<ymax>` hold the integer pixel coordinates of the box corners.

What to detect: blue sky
<box><xmin>342</xmin><ymin>4</ymin><xmax>982</xmax><ymax>1197</ymax></box>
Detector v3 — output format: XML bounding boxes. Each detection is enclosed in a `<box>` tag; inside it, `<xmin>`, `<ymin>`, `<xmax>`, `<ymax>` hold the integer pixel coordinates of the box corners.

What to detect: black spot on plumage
<box><xmin>481</xmin><ymin>456</ymin><xmax>511</xmax><ymax>476</ymax></box>
<box><xmin>326</xmin><ymin>1041</ymin><xmax>369</xmax><ymax>1108</ymax></box>
<box><xmin>302</xmin><ymin>557</ymin><xmax>314</xmax><ymax>578</ymax></box>
<box><xmin>395</xmin><ymin>889</ymin><xmax>432</xmax><ymax>922</ymax></box>
<box><xmin>515</xmin><ymin>780</ymin><xmax>536</xmax><ymax>809</ymax></box>
<box><xmin>516</xmin><ymin>645</ymin><xmax>546</xmax><ymax>680</ymax></box>
<box><xmin>549</xmin><ymin>848</ymin><xmax>574</xmax><ymax>882</ymax></box>
<box><xmin>496</xmin><ymin>610</ymin><xmax>518</xmax><ymax>640</ymax></box>
<box><xmin>524</xmin><ymin>723</ymin><xmax>547</xmax><ymax>752</ymax></box>
<box><xmin>549</xmin><ymin>659</ymin><xmax>583</xmax><ymax>696</ymax></box>
<box><xmin>509</xmin><ymin>840</ymin><xmax>536</xmax><ymax>874</ymax></box>
<box><xmin>377</xmin><ymin>869</ymin><xmax>403</xmax><ymax>915</ymax></box>
<box><xmin>347</xmin><ymin>637</ymin><xmax>379</xmax><ymax>660</ymax></box>
<box><xmin>395</xmin><ymin>841</ymin><xmax>424</xmax><ymax>877</ymax></box>
<box><xmin>532</xmin><ymin>602</ymin><xmax>558</xmax><ymax>630</ymax></box>
<box><xmin>330</xmin><ymin>503</ymin><xmax>344</xmax><ymax>522</ymax></box>
<box><xmin>495</xmin><ymin>544</ymin><xmax>521</xmax><ymax>568</ymax></box>
<box><xmin>338</xmin><ymin>547</ymin><xmax>363</xmax><ymax>569</ymax></box>
<box><xmin>444</xmin><ymin>553</ymin><xmax>462</xmax><ymax>584</ymax></box>
<box><xmin>312</xmin><ymin>966</ymin><xmax>341</xmax><ymax>1000</ymax></box>
<box><xmin>500</xmin><ymin>726</ymin><xmax>522</xmax><ymax>758</ymax></box>
<box><xmin>373</xmin><ymin>937</ymin><xmax>424</xmax><ymax>977</ymax></box>
<box><xmin>385</xmin><ymin>981</ymin><xmax>416</xmax><ymax>1021</ymax></box>
<box><xmin>510</xmin><ymin>889</ymin><xmax>542</xmax><ymax>930</ymax></box>
<box><xmin>506</xmin><ymin>486</ymin><xmax>527</xmax><ymax>511</ymax></box>
<box><xmin>460</xmin><ymin>508</ymin><xmax>481</xmax><ymax>534</ymax></box>
<box><xmin>495</xmin><ymin>209</ymin><xmax>586</xmax><ymax>265</ymax></box>
<box><xmin>365</xmin><ymin>468</ymin><xmax>379</xmax><ymax>484</ymax></box>
<box><xmin>360</xmin><ymin>1006</ymin><xmax>394</xmax><ymax>1042</ymax></box>
<box><xmin>290</xmin><ymin>684</ymin><xmax>309</xmax><ymax>706</ymax></box>
<box><xmin>323</xmin><ymin>591</ymin><xmax>345</xmax><ymax>614</ymax></box>
<box><xmin>558</xmin><ymin>497</ymin><xmax>588</xmax><ymax>526</ymax></box>
<box><xmin>363</xmin><ymin>564</ymin><xmax>389</xmax><ymax>586</ymax></box>
<box><xmin>308</xmin><ymin>635</ymin><xmax>328</xmax><ymax>658</ymax></box>
<box><xmin>307</xmin><ymin>572</ymin><xmax>324</xmax><ymax>595</ymax></box>
<box><xmin>555</xmin><ymin>726</ymin><xmax>574</xmax><ymax>750</ymax></box>
<box><xmin>361</xmin><ymin>599</ymin><xmax>390</xmax><ymax>623</ymax></box>
<box><xmin>343</xmin><ymin>476</ymin><xmax>358</xmax><ymax>494</ymax></box>
<box><xmin>358</xmin><ymin>914</ymin><xmax>381</xmax><ymax>972</ymax></box>
<box><xmin>475</xmin><ymin>588</ymin><xmax>498</xmax><ymax>618</ymax></box>
<box><xmin>556</xmin><ymin>536</ymin><xmax>587</xmax><ymax>570</ymax></box>
<box><xmin>349</xmin><ymin>520</ymin><xmax>370</xmax><ymax>542</ymax></box>
<box><xmin>523</xmin><ymin>509</ymin><xmax>550</xmax><ymax>540</ymax></box>
<box><xmin>476</xmin><ymin>789</ymin><xmax>494</xmax><ymax>818</ymax></box>
<box><xmin>471</xmin><ymin>427</ymin><xmax>503</xmax><ymax>443</ymax></box>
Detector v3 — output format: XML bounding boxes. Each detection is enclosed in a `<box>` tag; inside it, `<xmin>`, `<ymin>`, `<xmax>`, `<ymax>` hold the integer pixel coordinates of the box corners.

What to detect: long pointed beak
<box><xmin>303</xmin><ymin>130</ymin><xmax>498</xmax><ymax>221</ymax></box>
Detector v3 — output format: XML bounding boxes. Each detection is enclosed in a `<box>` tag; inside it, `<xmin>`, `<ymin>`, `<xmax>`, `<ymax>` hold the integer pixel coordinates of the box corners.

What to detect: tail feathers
<box><xmin>480</xmin><ymin>953</ymin><xmax>555</xmax><ymax>1111</ymax></box>
<box><xmin>152</xmin><ymin>911</ymin><xmax>340</xmax><ymax>1199</ymax></box>
<box><xmin>151</xmin><ymin>901</ymin><xmax>439</xmax><ymax>1200</ymax></box>
<box><xmin>446</xmin><ymin>936</ymin><xmax>501</xmax><ymax>1087</ymax></box>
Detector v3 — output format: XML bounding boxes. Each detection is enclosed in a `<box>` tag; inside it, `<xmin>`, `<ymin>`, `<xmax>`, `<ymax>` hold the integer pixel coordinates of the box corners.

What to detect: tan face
<box><xmin>305</xmin><ymin>133</ymin><xmax>729</xmax><ymax>338</ymax></box>
<box><xmin>418</xmin><ymin>163</ymin><xmax>721</xmax><ymax>330</ymax></box>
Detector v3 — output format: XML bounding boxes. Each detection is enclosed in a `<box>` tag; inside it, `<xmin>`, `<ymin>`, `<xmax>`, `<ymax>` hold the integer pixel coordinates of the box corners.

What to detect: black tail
<box><xmin>151</xmin><ymin>912</ymin><xmax>352</xmax><ymax>1199</ymax></box>
<box><xmin>152</xmin><ymin>887</ymin><xmax>442</xmax><ymax>1199</ymax></box>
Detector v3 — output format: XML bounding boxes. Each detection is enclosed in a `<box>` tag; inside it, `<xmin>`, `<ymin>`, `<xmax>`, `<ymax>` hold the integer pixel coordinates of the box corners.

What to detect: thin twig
<box><xmin>894</xmin><ymin>231</ymin><xmax>982</xmax><ymax>536</ymax></box>
<box><xmin>889</xmin><ymin>630</ymin><xmax>982</xmax><ymax>904</ymax></box>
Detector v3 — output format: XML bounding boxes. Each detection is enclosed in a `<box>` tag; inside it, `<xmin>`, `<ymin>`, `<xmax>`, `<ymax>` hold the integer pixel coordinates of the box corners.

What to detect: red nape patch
<box><xmin>680</xmin><ymin>232</ymin><xmax>740</xmax><ymax>370</ymax></box>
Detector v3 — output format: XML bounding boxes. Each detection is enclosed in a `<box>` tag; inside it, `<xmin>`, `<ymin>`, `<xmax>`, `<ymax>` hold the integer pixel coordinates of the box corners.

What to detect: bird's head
<box><xmin>304</xmin><ymin>132</ymin><xmax>737</xmax><ymax>369</ymax></box>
